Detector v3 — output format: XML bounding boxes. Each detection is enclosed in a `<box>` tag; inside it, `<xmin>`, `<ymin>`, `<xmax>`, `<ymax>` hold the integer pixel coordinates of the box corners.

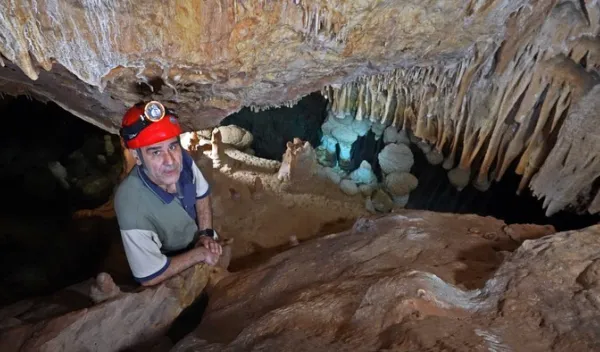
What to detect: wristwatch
<box><xmin>197</xmin><ymin>228</ymin><xmax>219</xmax><ymax>240</ymax></box>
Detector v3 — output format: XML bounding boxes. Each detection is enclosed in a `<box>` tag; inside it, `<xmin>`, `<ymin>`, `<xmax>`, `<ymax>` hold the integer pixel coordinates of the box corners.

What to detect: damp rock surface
<box><xmin>168</xmin><ymin>210</ymin><xmax>600</xmax><ymax>352</ymax></box>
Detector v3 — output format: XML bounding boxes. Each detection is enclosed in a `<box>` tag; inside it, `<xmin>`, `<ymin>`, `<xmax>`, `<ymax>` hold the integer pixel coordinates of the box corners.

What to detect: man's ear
<box><xmin>132</xmin><ymin>149</ymin><xmax>143</xmax><ymax>166</ymax></box>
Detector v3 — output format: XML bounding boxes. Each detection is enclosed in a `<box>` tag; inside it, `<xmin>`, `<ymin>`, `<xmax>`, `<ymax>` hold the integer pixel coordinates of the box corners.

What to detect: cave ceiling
<box><xmin>0</xmin><ymin>0</ymin><xmax>599</xmax><ymax>216</ymax></box>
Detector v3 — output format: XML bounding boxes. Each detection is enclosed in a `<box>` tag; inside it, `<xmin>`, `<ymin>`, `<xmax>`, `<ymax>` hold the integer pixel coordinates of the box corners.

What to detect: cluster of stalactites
<box><xmin>320</xmin><ymin>35</ymin><xmax>599</xmax><ymax>206</ymax></box>
<box><xmin>232</xmin><ymin>0</ymin><xmax>347</xmax><ymax>44</ymax></box>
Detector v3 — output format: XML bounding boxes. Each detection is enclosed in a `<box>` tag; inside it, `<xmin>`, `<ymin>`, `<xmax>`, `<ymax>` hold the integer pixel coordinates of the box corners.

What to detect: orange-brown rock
<box><xmin>0</xmin><ymin>264</ymin><xmax>214</xmax><ymax>352</ymax></box>
<box><xmin>169</xmin><ymin>210</ymin><xmax>600</xmax><ymax>351</ymax></box>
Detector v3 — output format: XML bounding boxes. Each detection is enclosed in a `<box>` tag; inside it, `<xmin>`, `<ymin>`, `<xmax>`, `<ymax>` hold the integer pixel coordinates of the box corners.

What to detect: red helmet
<box><xmin>119</xmin><ymin>101</ymin><xmax>182</xmax><ymax>149</ymax></box>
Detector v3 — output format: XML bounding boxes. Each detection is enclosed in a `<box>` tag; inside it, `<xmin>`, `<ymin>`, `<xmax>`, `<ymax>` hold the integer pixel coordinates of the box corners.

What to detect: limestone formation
<box><xmin>329</xmin><ymin>117</ymin><xmax>365</xmax><ymax>171</ymax></box>
<box><xmin>1</xmin><ymin>0</ymin><xmax>539</xmax><ymax>131</ymax></box>
<box><xmin>179</xmin><ymin>131</ymin><xmax>204</xmax><ymax>153</ymax></box>
<box><xmin>47</xmin><ymin>161</ymin><xmax>69</xmax><ymax>190</ymax></box>
<box><xmin>358</xmin><ymin>183</ymin><xmax>377</xmax><ymax>197</ymax></box>
<box><xmin>199</xmin><ymin>125</ymin><xmax>254</xmax><ymax>150</ymax></box>
<box><xmin>171</xmin><ymin>210</ymin><xmax>600</xmax><ymax>352</ymax></box>
<box><xmin>370</xmin><ymin>188</ymin><xmax>394</xmax><ymax>213</ymax></box>
<box><xmin>349</xmin><ymin>160</ymin><xmax>377</xmax><ymax>186</ymax></box>
<box><xmin>425</xmin><ymin>149</ymin><xmax>444</xmax><ymax>165</ymax></box>
<box><xmin>210</xmin><ymin>128</ymin><xmax>232</xmax><ymax>170</ymax></box>
<box><xmin>378</xmin><ymin>143</ymin><xmax>415</xmax><ymax>175</ymax></box>
<box><xmin>315</xmin><ymin>135</ymin><xmax>338</xmax><ymax>167</ymax></box>
<box><xmin>391</xmin><ymin>194</ymin><xmax>410</xmax><ymax>208</ymax></box>
<box><xmin>320</xmin><ymin>1</ymin><xmax>600</xmax><ymax>213</ymax></box>
<box><xmin>382</xmin><ymin>126</ymin><xmax>410</xmax><ymax>145</ymax></box>
<box><xmin>277</xmin><ymin>138</ymin><xmax>317</xmax><ymax>182</ymax></box>
<box><xmin>339</xmin><ymin>179</ymin><xmax>359</xmax><ymax>196</ymax></box>
<box><xmin>530</xmin><ymin>84</ymin><xmax>600</xmax><ymax>216</ymax></box>
<box><xmin>316</xmin><ymin>166</ymin><xmax>343</xmax><ymax>185</ymax></box>
<box><xmin>384</xmin><ymin>172</ymin><xmax>419</xmax><ymax>197</ymax></box>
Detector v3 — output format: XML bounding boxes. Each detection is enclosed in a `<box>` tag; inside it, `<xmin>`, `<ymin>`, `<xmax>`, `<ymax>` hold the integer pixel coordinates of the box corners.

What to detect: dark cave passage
<box><xmin>220</xmin><ymin>92</ymin><xmax>328</xmax><ymax>161</ymax></box>
<box><xmin>405</xmin><ymin>145</ymin><xmax>600</xmax><ymax>232</ymax></box>
<box><xmin>349</xmin><ymin>131</ymin><xmax>386</xmax><ymax>181</ymax></box>
<box><xmin>0</xmin><ymin>96</ymin><xmax>122</xmax><ymax>306</ymax></box>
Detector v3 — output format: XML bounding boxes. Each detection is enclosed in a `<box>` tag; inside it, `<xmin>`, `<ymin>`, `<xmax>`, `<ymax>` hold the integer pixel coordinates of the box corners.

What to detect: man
<box><xmin>114</xmin><ymin>101</ymin><xmax>222</xmax><ymax>286</ymax></box>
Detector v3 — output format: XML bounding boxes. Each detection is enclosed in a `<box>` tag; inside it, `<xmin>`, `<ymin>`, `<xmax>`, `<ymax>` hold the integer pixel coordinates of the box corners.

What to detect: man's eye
<box><xmin>169</xmin><ymin>144</ymin><xmax>178</xmax><ymax>150</ymax></box>
<box><xmin>152</xmin><ymin>151</ymin><xmax>161</xmax><ymax>156</ymax></box>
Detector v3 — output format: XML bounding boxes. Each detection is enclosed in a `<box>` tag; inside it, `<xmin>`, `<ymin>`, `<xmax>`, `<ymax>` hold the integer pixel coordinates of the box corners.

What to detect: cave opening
<box><xmin>220</xmin><ymin>92</ymin><xmax>328</xmax><ymax>160</ymax></box>
<box><xmin>0</xmin><ymin>95</ymin><xmax>122</xmax><ymax>306</ymax></box>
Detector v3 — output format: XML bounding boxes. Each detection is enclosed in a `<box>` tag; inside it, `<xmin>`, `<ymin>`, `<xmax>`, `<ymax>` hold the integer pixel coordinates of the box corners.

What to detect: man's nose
<box><xmin>163</xmin><ymin>150</ymin><xmax>176</xmax><ymax>165</ymax></box>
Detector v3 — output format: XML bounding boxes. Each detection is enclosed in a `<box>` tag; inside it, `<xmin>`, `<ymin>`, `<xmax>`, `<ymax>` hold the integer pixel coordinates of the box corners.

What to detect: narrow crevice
<box><xmin>0</xmin><ymin>96</ymin><xmax>121</xmax><ymax>306</ymax></box>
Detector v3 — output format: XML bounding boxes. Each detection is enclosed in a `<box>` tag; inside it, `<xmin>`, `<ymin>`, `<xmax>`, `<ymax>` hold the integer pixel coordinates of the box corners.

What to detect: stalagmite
<box><xmin>378</xmin><ymin>143</ymin><xmax>414</xmax><ymax>175</ymax></box>
<box><xmin>349</xmin><ymin>160</ymin><xmax>377</xmax><ymax>186</ymax></box>
<box><xmin>250</xmin><ymin>177</ymin><xmax>264</xmax><ymax>200</ymax></box>
<box><xmin>89</xmin><ymin>272</ymin><xmax>121</xmax><ymax>304</ymax></box>
<box><xmin>384</xmin><ymin>172</ymin><xmax>418</xmax><ymax>197</ymax></box>
<box><xmin>210</xmin><ymin>128</ymin><xmax>226</xmax><ymax>169</ymax></box>
<box><xmin>277</xmin><ymin>138</ymin><xmax>317</xmax><ymax>182</ymax></box>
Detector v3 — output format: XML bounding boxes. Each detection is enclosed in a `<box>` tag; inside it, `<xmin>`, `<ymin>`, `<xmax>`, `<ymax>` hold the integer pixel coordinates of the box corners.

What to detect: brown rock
<box><xmin>171</xmin><ymin>211</ymin><xmax>597</xmax><ymax>352</ymax></box>
<box><xmin>371</xmin><ymin>189</ymin><xmax>394</xmax><ymax>213</ymax></box>
<box><xmin>0</xmin><ymin>264</ymin><xmax>214</xmax><ymax>352</ymax></box>
<box><xmin>384</xmin><ymin>172</ymin><xmax>418</xmax><ymax>196</ymax></box>
<box><xmin>89</xmin><ymin>272</ymin><xmax>121</xmax><ymax>304</ymax></box>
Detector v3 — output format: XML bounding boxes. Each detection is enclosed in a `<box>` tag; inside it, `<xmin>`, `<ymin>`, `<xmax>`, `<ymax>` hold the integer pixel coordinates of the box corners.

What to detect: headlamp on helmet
<box><xmin>119</xmin><ymin>100</ymin><xmax>182</xmax><ymax>149</ymax></box>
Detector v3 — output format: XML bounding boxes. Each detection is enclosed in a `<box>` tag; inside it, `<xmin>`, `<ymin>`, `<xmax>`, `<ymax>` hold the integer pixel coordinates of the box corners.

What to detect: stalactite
<box><xmin>315</xmin><ymin>0</ymin><xmax>599</xmax><ymax>213</ymax></box>
<box><xmin>320</xmin><ymin>38</ymin><xmax>596</xmax><ymax>212</ymax></box>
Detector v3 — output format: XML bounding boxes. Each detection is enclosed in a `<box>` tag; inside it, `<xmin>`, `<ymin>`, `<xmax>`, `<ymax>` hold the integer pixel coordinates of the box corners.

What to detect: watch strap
<box><xmin>198</xmin><ymin>228</ymin><xmax>219</xmax><ymax>240</ymax></box>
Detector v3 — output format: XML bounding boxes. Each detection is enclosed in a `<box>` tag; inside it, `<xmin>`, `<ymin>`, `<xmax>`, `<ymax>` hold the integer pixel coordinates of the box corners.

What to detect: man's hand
<box><xmin>195</xmin><ymin>247</ymin><xmax>219</xmax><ymax>266</ymax></box>
<box><xmin>196</xmin><ymin>235</ymin><xmax>223</xmax><ymax>256</ymax></box>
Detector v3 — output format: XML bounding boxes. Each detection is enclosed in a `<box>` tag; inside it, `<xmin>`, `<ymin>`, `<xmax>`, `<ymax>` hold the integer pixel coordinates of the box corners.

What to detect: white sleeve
<box><xmin>191</xmin><ymin>162</ymin><xmax>210</xmax><ymax>199</ymax></box>
<box><xmin>120</xmin><ymin>229</ymin><xmax>169</xmax><ymax>282</ymax></box>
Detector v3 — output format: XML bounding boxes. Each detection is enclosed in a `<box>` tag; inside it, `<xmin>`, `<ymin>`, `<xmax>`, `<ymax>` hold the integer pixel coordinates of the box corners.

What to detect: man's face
<box><xmin>136</xmin><ymin>137</ymin><xmax>183</xmax><ymax>187</ymax></box>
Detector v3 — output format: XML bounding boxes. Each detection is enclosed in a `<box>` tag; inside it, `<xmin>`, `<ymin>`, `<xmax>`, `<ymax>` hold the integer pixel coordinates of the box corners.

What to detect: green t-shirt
<box><xmin>114</xmin><ymin>152</ymin><xmax>210</xmax><ymax>282</ymax></box>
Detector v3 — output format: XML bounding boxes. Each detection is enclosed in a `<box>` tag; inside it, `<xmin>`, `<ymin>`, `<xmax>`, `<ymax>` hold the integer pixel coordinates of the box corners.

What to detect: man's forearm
<box><xmin>196</xmin><ymin>195</ymin><xmax>213</xmax><ymax>230</ymax></box>
<box><xmin>140</xmin><ymin>247</ymin><xmax>205</xmax><ymax>286</ymax></box>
